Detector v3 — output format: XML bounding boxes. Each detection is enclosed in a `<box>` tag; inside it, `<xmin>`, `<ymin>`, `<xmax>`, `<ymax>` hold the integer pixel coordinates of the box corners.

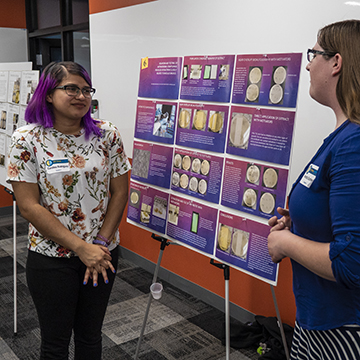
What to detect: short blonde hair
<box><xmin>318</xmin><ymin>20</ymin><xmax>360</xmax><ymax>124</ymax></box>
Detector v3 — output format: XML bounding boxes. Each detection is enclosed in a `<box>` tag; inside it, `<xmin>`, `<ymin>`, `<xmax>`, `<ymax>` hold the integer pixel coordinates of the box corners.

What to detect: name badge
<box><xmin>46</xmin><ymin>158</ymin><xmax>70</xmax><ymax>174</ymax></box>
<box><xmin>300</xmin><ymin>163</ymin><xmax>319</xmax><ymax>188</ymax></box>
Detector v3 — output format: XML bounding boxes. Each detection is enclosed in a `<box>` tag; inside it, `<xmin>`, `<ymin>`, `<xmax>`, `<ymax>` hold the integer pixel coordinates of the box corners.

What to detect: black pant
<box><xmin>26</xmin><ymin>246</ymin><xmax>118</xmax><ymax>360</ymax></box>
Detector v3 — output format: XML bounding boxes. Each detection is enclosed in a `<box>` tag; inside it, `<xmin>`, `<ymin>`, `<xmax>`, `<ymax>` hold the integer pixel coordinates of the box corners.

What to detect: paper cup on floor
<box><xmin>150</xmin><ymin>282</ymin><xmax>163</xmax><ymax>300</ymax></box>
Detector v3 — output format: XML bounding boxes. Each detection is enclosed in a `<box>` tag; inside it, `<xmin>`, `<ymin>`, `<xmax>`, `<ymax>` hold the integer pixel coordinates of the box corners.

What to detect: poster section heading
<box><xmin>226</xmin><ymin>106</ymin><xmax>295</xmax><ymax>166</ymax></box>
<box><xmin>128</xmin><ymin>180</ymin><xmax>169</xmax><ymax>234</ymax></box>
<box><xmin>131</xmin><ymin>141</ymin><xmax>173</xmax><ymax>189</ymax></box>
<box><xmin>176</xmin><ymin>102</ymin><xmax>229</xmax><ymax>153</ymax></box>
<box><xmin>166</xmin><ymin>194</ymin><xmax>217</xmax><ymax>255</ymax></box>
<box><xmin>138</xmin><ymin>57</ymin><xmax>182</xmax><ymax>100</ymax></box>
<box><xmin>171</xmin><ymin>147</ymin><xmax>223</xmax><ymax>204</ymax></box>
<box><xmin>221</xmin><ymin>158</ymin><xmax>288</xmax><ymax>219</ymax></box>
<box><xmin>232</xmin><ymin>53</ymin><xmax>302</xmax><ymax>108</ymax></box>
<box><xmin>180</xmin><ymin>55</ymin><xmax>235</xmax><ymax>103</ymax></box>
<box><xmin>216</xmin><ymin>210</ymin><xmax>278</xmax><ymax>284</ymax></box>
<box><xmin>134</xmin><ymin>99</ymin><xmax>178</xmax><ymax>145</ymax></box>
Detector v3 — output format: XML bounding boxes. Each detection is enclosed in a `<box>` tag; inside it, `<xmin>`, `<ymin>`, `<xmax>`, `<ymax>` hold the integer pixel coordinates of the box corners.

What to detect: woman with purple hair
<box><xmin>7</xmin><ymin>61</ymin><xmax>131</xmax><ymax>359</ymax></box>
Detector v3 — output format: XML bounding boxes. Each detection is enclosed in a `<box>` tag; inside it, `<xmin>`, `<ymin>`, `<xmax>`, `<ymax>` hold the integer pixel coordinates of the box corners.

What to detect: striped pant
<box><xmin>290</xmin><ymin>322</ymin><xmax>360</xmax><ymax>360</ymax></box>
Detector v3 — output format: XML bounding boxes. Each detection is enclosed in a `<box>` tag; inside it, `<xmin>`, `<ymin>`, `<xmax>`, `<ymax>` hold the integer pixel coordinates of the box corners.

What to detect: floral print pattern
<box><xmin>6</xmin><ymin>120</ymin><xmax>131</xmax><ymax>258</ymax></box>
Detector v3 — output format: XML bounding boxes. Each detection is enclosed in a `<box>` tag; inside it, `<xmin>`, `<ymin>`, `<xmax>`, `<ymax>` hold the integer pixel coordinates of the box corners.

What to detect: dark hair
<box><xmin>25</xmin><ymin>61</ymin><xmax>101</xmax><ymax>138</ymax></box>
<box><xmin>318</xmin><ymin>20</ymin><xmax>360</xmax><ymax>123</ymax></box>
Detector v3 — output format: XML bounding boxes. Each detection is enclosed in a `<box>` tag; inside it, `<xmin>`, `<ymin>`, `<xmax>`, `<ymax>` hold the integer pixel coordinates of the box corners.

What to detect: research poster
<box><xmin>128</xmin><ymin>53</ymin><xmax>301</xmax><ymax>285</ymax></box>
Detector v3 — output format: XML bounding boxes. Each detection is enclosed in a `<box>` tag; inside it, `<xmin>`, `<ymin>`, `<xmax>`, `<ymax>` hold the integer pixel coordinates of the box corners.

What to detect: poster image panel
<box><xmin>138</xmin><ymin>57</ymin><xmax>183</xmax><ymax>100</ymax></box>
<box><xmin>221</xmin><ymin>158</ymin><xmax>288</xmax><ymax>219</ymax></box>
<box><xmin>131</xmin><ymin>141</ymin><xmax>173</xmax><ymax>189</ymax></box>
<box><xmin>7</xmin><ymin>104</ymin><xmax>20</xmax><ymax>136</ymax></box>
<box><xmin>20</xmin><ymin>71</ymin><xmax>39</xmax><ymax>105</ymax></box>
<box><xmin>8</xmin><ymin>71</ymin><xmax>22</xmax><ymax>104</ymax></box>
<box><xmin>175</xmin><ymin>102</ymin><xmax>229</xmax><ymax>153</ymax></box>
<box><xmin>0</xmin><ymin>71</ymin><xmax>9</xmax><ymax>103</ymax></box>
<box><xmin>232</xmin><ymin>53</ymin><xmax>302</xmax><ymax>108</ymax></box>
<box><xmin>0</xmin><ymin>133</ymin><xmax>6</xmax><ymax>167</ymax></box>
<box><xmin>226</xmin><ymin>106</ymin><xmax>295</xmax><ymax>166</ymax></box>
<box><xmin>127</xmin><ymin>180</ymin><xmax>169</xmax><ymax>234</ymax></box>
<box><xmin>134</xmin><ymin>99</ymin><xmax>177</xmax><ymax>144</ymax></box>
<box><xmin>180</xmin><ymin>55</ymin><xmax>235</xmax><ymax>103</ymax></box>
<box><xmin>216</xmin><ymin>211</ymin><xmax>278</xmax><ymax>285</ymax></box>
<box><xmin>166</xmin><ymin>194</ymin><xmax>218</xmax><ymax>255</ymax></box>
<box><xmin>0</xmin><ymin>103</ymin><xmax>8</xmax><ymax>134</ymax></box>
<box><xmin>171</xmin><ymin>147</ymin><xmax>223</xmax><ymax>204</ymax></box>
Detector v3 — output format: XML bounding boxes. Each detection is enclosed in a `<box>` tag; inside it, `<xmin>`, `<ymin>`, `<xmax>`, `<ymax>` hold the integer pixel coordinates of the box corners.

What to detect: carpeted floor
<box><xmin>0</xmin><ymin>213</ymin><xmax>260</xmax><ymax>360</ymax></box>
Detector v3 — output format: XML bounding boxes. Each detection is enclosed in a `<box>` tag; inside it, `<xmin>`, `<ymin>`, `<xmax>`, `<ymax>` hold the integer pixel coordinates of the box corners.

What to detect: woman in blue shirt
<box><xmin>268</xmin><ymin>20</ymin><xmax>360</xmax><ymax>359</ymax></box>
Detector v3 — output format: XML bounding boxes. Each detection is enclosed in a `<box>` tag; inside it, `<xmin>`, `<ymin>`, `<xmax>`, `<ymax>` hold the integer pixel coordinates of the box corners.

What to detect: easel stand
<box><xmin>270</xmin><ymin>285</ymin><xmax>290</xmax><ymax>360</ymax></box>
<box><xmin>210</xmin><ymin>259</ymin><xmax>231</xmax><ymax>360</ymax></box>
<box><xmin>134</xmin><ymin>234</ymin><xmax>174</xmax><ymax>360</ymax></box>
<box><xmin>4</xmin><ymin>187</ymin><xmax>17</xmax><ymax>335</ymax></box>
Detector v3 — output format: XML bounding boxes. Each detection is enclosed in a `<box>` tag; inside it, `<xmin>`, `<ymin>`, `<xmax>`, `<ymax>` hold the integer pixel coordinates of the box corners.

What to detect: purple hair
<box><xmin>25</xmin><ymin>61</ymin><xmax>101</xmax><ymax>139</ymax></box>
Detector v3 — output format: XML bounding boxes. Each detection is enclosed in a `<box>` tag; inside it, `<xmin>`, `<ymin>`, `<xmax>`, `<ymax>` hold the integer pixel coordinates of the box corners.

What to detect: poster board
<box><xmin>127</xmin><ymin>53</ymin><xmax>301</xmax><ymax>285</ymax></box>
<box><xmin>0</xmin><ymin>63</ymin><xmax>39</xmax><ymax>191</ymax></box>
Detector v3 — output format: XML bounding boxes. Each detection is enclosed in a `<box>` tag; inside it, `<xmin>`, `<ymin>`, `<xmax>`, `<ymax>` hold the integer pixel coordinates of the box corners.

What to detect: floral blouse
<box><xmin>6</xmin><ymin>120</ymin><xmax>131</xmax><ymax>258</ymax></box>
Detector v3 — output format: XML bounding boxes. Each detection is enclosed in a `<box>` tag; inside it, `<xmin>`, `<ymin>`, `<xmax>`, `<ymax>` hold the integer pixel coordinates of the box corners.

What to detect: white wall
<box><xmin>0</xmin><ymin>28</ymin><xmax>28</xmax><ymax>63</ymax></box>
<box><xmin>90</xmin><ymin>0</ymin><xmax>360</xmax><ymax>188</ymax></box>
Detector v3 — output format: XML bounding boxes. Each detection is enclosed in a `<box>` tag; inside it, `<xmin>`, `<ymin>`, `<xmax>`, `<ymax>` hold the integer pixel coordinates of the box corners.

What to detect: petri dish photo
<box><xmin>200</xmin><ymin>160</ymin><xmax>210</xmax><ymax>176</ymax></box>
<box><xmin>246</xmin><ymin>83</ymin><xmax>259</xmax><ymax>102</ymax></box>
<box><xmin>193</xmin><ymin>110</ymin><xmax>207</xmax><ymax>130</ymax></box>
<box><xmin>246</xmin><ymin>164</ymin><xmax>260</xmax><ymax>184</ymax></box>
<box><xmin>209</xmin><ymin>112</ymin><xmax>223</xmax><ymax>133</ymax></box>
<box><xmin>178</xmin><ymin>109</ymin><xmax>191</xmax><ymax>128</ymax></box>
<box><xmin>243</xmin><ymin>188</ymin><xmax>257</xmax><ymax>208</ymax></box>
<box><xmin>189</xmin><ymin>176</ymin><xmax>198</xmax><ymax>192</ymax></box>
<box><xmin>198</xmin><ymin>179</ymin><xmax>207</xmax><ymax>194</ymax></box>
<box><xmin>269</xmin><ymin>84</ymin><xmax>284</xmax><ymax>104</ymax></box>
<box><xmin>263</xmin><ymin>168</ymin><xmax>278</xmax><ymax>188</ymax></box>
<box><xmin>218</xmin><ymin>225</ymin><xmax>231</xmax><ymax>251</ymax></box>
<box><xmin>192</xmin><ymin>158</ymin><xmax>201</xmax><ymax>173</ymax></box>
<box><xmin>259</xmin><ymin>192</ymin><xmax>275</xmax><ymax>214</ymax></box>
<box><xmin>249</xmin><ymin>67</ymin><xmax>262</xmax><ymax>84</ymax></box>
<box><xmin>182</xmin><ymin>155</ymin><xmax>191</xmax><ymax>171</ymax></box>
<box><xmin>229</xmin><ymin>113</ymin><xmax>251</xmax><ymax>147</ymax></box>
<box><xmin>173</xmin><ymin>153</ymin><xmax>182</xmax><ymax>168</ymax></box>
<box><xmin>231</xmin><ymin>230</ymin><xmax>249</xmax><ymax>258</ymax></box>
<box><xmin>172</xmin><ymin>172</ymin><xmax>180</xmax><ymax>186</ymax></box>
<box><xmin>273</xmin><ymin>66</ymin><xmax>287</xmax><ymax>84</ymax></box>
<box><xmin>180</xmin><ymin>173</ymin><xmax>189</xmax><ymax>189</ymax></box>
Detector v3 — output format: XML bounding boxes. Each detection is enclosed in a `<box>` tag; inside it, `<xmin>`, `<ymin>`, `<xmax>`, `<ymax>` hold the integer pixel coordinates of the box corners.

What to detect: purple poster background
<box><xmin>232</xmin><ymin>53</ymin><xmax>302</xmax><ymax>108</ymax></box>
<box><xmin>221</xmin><ymin>158</ymin><xmax>288</xmax><ymax>219</ymax></box>
<box><xmin>226</xmin><ymin>106</ymin><xmax>295</xmax><ymax>165</ymax></box>
<box><xmin>215</xmin><ymin>211</ymin><xmax>278</xmax><ymax>284</ymax></box>
<box><xmin>127</xmin><ymin>181</ymin><xmax>169</xmax><ymax>234</ymax></box>
<box><xmin>134</xmin><ymin>99</ymin><xmax>177</xmax><ymax>144</ymax></box>
<box><xmin>138</xmin><ymin>57</ymin><xmax>182</xmax><ymax>100</ymax></box>
<box><xmin>175</xmin><ymin>102</ymin><xmax>229</xmax><ymax>153</ymax></box>
<box><xmin>171</xmin><ymin>147</ymin><xmax>223</xmax><ymax>204</ymax></box>
<box><xmin>180</xmin><ymin>55</ymin><xmax>235</xmax><ymax>103</ymax></box>
<box><xmin>166</xmin><ymin>194</ymin><xmax>218</xmax><ymax>254</ymax></box>
<box><xmin>131</xmin><ymin>141</ymin><xmax>173</xmax><ymax>189</ymax></box>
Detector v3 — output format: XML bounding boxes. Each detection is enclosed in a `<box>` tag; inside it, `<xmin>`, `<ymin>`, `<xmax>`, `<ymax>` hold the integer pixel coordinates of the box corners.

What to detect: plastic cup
<box><xmin>150</xmin><ymin>282</ymin><xmax>163</xmax><ymax>300</ymax></box>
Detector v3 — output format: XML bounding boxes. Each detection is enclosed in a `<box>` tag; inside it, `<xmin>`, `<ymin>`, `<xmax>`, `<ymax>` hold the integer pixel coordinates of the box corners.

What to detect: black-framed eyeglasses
<box><xmin>55</xmin><ymin>85</ymin><xmax>96</xmax><ymax>98</ymax></box>
<box><xmin>307</xmin><ymin>49</ymin><xmax>337</xmax><ymax>63</ymax></box>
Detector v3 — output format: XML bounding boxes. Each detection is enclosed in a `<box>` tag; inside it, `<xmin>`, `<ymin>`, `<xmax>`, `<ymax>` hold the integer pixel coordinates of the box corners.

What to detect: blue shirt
<box><xmin>289</xmin><ymin>120</ymin><xmax>360</xmax><ymax>330</ymax></box>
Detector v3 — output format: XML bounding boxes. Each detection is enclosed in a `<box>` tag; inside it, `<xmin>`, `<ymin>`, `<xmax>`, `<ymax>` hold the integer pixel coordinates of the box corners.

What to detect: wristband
<box><xmin>96</xmin><ymin>234</ymin><xmax>111</xmax><ymax>245</ymax></box>
<box><xmin>93</xmin><ymin>239</ymin><xmax>108</xmax><ymax>247</ymax></box>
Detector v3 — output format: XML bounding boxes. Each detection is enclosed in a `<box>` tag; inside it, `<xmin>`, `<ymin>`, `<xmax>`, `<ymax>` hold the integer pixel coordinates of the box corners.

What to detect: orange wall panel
<box><xmin>0</xmin><ymin>185</ymin><xmax>14</xmax><ymax>207</ymax></box>
<box><xmin>0</xmin><ymin>0</ymin><xmax>26</xmax><ymax>28</ymax></box>
<box><xmin>89</xmin><ymin>0</ymin><xmax>157</xmax><ymax>14</ymax></box>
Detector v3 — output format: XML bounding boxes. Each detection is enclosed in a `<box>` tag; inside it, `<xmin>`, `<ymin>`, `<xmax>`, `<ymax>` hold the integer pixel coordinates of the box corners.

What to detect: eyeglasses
<box><xmin>55</xmin><ymin>85</ymin><xmax>96</xmax><ymax>98</ymax></box>
<box><xmin>307</xmin><ymin>49</ymin><xmax>337</xmax><ymax>63</ymax></box>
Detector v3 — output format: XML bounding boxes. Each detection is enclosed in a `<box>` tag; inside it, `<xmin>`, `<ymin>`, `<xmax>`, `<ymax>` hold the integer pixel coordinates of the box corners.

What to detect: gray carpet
<box><xmin>0</xmin><ymin>214</ymin><xmax>260</xmax><ymax>359</ymax></box>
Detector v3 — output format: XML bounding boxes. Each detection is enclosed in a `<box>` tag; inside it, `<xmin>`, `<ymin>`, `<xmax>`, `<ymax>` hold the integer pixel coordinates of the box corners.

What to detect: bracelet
<box><xmin>93</xmin><ymin>239</ymin><xmax>108</xmax><ymax>247</ymax></box>
<box><xmin>96</xmin><ymin>234</ymin><xmax>111</xmax><ymax>245</ymax></box>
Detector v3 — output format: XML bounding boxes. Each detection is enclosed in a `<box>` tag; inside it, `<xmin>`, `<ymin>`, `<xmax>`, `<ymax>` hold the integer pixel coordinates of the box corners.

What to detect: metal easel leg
<box><xmin>210</xmin><ymin>260</ymin><xmax>230</xmax><ymax>360</ymax></box>
<box><xmin>270</xmin><ymin>285</ymin><xmax>290</xmax><ymax>360</ymax></box>
<box><xmin>134</xmin><ymin>234</ymin><xmax>171</xmax><ymax>359</ymax></box>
